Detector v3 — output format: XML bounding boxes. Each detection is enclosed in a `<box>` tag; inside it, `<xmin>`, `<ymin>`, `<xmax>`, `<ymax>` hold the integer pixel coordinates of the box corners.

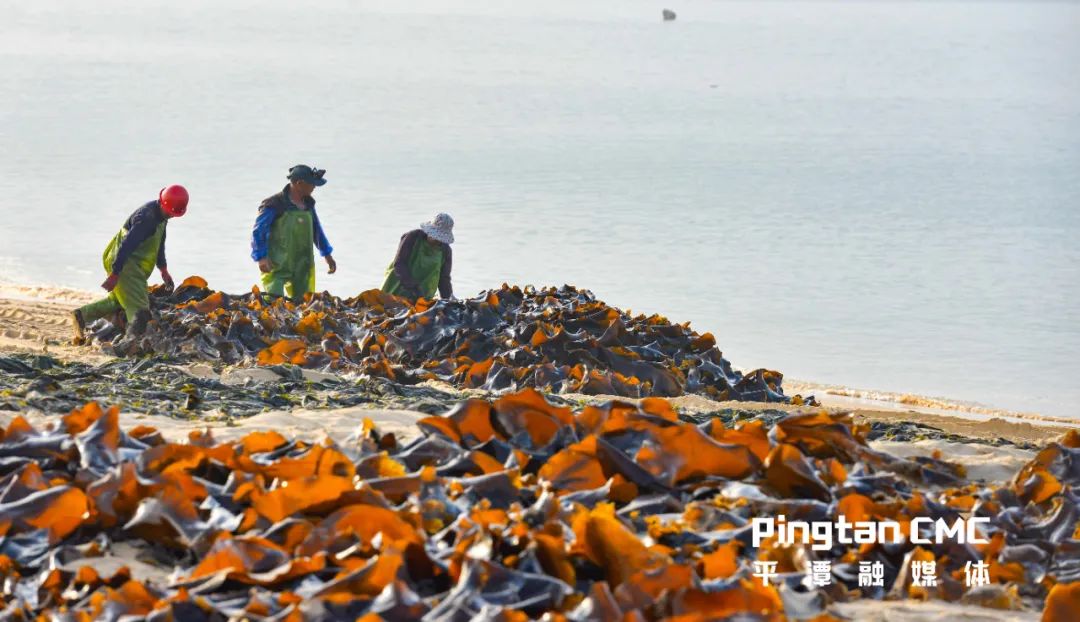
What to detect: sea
<box><xmin>1</xmin><ymin>0</ymin><xmax>1078</xmax><ymax>417</ymax></box>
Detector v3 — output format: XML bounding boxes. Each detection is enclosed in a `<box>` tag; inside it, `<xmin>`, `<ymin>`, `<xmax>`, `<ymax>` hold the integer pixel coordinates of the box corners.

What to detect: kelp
<box><xmin>0</xmin><ymin>352</ymin><xmax>465</xmax><ymax>418</ymax></box>
<box><xmin>82</xmin><ymin>279</ymin><xmax>809</xmax><ymax>403</ymax></box>
<box><xmin>0</xmin><ymin>392</ymin><xmax>1077</xmax><ymax>619</ymax></box>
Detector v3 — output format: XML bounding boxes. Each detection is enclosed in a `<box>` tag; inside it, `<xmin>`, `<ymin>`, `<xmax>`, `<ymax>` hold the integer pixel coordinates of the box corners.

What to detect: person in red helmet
<box><xmin>72</xmin><ymin>185</ymin><xmax>188</xmax><ymax>343</ymax></box>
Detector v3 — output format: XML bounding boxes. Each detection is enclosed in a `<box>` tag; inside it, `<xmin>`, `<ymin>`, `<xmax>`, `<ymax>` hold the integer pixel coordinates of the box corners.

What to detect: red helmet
<box><xmin>159</xmin><ymin>185</ymin><xmax>189</xmax><ymax>217</ymax></box>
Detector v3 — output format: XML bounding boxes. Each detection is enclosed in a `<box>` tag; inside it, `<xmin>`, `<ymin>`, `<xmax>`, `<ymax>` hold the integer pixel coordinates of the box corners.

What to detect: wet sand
<box><xmin>0</xmin><ymin>284</ymin><xmax>111</xmax><ymax>365</ymax></box>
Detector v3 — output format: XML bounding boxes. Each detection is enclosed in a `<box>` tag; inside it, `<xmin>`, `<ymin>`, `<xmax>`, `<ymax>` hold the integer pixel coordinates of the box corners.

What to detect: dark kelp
<box><xmin>84</xmin><ymin>278</ymin><xmax>810</xmax><ymax>403</ymax></box>
<box><xmin>1</xmin><ymin>391</ymin><xmax>1077</xmax><ymax>620</ymax></box>
<box><xmin>0</xmin><ymin>353</ymin><xmax>465</xmax><ymax>419</ymax></box>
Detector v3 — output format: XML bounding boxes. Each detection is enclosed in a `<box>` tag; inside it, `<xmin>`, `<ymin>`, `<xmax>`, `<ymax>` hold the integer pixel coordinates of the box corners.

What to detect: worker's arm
<box><xmin>156</xmin><ymin>224</ymin><xmax>174</xmax><ymax>289</ymax></box>
<box><xmin>109</xmin><ymin>205</ymin><xmax>160</xmax><ymax>276</ymax></box>
<box><xmin>393</xmin><ymin>230</ymin><xmax>423</xmax><ymax>294</ymax></box>
<box><xmin>250</xmin><ymin>205</ymin><xmax>279</xmax><ymax>262</ymax></box>
<box><xmin>438</xmin><ymin>243</ymin><xmax>453</xmax><ymax>299</ymax></box>
<box><xmin>311</xmin><ymin>209</ymin><xmax>334</xmax><ymax>257</ymax></box>
<box><xmin>156</xmin><ymin>223</ymin><xmax>167</xmax><ymax>269</ymax></box>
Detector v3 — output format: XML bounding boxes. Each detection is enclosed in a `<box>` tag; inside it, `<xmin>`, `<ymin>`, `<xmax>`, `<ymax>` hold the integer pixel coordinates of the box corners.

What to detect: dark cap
<box><xmin>287</xmin><ymin>164</ymin><xmax>327</xmax><ymax>186</ymax></box>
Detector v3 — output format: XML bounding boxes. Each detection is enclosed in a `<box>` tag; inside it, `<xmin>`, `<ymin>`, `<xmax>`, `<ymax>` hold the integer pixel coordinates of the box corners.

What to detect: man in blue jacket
<box><xmin>250</xmin><ymin>165</ymin><xmax>337</xmax><ymax>300</ymax></box>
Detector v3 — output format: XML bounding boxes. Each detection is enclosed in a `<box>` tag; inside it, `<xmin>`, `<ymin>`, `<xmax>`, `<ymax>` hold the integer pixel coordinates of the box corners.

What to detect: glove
<box><xmin>101</xmin><ymin>273</ymin><xmax>120</xmax><ymax>292</ymax></box>
<box><xmin>257</xmin><ymin>257</ymin><xmax>273</xmax><ymax>274</ymax></box>
<box><xmin>325</xmin><ymin>255</ymin><xmax>337</xmax><ymax>274</ymax></box>
<box><xmin>160</xmin><ymin>267</ymin><xmax>174</xmax><ymax>291</ymax></box>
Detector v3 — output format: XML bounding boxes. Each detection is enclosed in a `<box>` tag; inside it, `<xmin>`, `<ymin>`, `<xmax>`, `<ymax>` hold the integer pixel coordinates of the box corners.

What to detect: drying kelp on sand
<box><xmin>83</xmin><ymin>277</ymin><xmax>807</xmax><ymax>403</ymax></box>
<box><xmin>1</xmin><ymin>390</ymin><xmax>1077</xmax><ymax>620</ymax></box>
<box><xmin>0</xmin><ymin>351</ymin><xmax>1043</xmax><ymax>458</ymax></box>
<box><xmin>0</xmin><ymin>353</ymin><xmax>467</xmax><ymax>419</ymax></box>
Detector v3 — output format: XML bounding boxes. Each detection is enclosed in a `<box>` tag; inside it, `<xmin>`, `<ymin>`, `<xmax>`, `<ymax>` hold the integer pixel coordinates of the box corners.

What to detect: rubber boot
<box><xmin>128</xmin><ymin>309</ymin><xmax>152</xmax><ymax>337</ymax></box>
<box><xmin>71</xmin><ymin>310</ymin><xmax>86</xmax><ymax>345</ymax></box>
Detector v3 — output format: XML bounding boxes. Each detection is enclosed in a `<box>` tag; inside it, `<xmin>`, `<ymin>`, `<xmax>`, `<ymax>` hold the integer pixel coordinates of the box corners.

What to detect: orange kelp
<box><xmin>92</xmin><ymin>279</ymin><xmax>805</xmax><ymax>402</ymax></box>
<box><xmin>1</xmin><ymin>394</ymin><xmax>1077</xmax><ymax>619</ymax></box>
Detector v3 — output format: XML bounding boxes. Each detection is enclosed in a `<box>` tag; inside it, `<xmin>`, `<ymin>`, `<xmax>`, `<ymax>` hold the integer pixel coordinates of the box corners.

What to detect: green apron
<box><xmin>381</xmin><ymin>239</ymin><xmax>444</xmax><ymax>300</ymax></box>
<box><xmin>78</xmin><ymin>221</ymin><xmax>165</xmax><ymax>323</ymax></box>
<box><xmin>261</xmin><ymin>207</ymin><xmax>316</xmax><ymax>301</ymax></box>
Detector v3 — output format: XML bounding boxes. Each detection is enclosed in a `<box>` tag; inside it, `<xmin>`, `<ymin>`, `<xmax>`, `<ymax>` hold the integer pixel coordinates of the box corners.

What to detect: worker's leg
<box><xmin>73</xmin><ymin>294</ymin><xmax>121</xmax><ymax>343</ymax></box>
<box><xmin>113</xmin><ymin>273</ymin><xmax>149</xmax><ymax>322</ymax></box>
<box><xmin>285</xmin><ymin>278</ymin><xmax>310</xmax><ymax>302</ymax></box>
<box><xmin>112</xmin><ymin>264</ymin><xmax>151</xmax><ymax>336</ymax></box>
<box><xmin>261</xmin><ymin>271</ymin><xmax>287</xmax><ymax>297</ymax></box>
<box><xmin>77</xmin><ymin>294</ymin><xmax>122</xmax><ymax>324</ymax></box>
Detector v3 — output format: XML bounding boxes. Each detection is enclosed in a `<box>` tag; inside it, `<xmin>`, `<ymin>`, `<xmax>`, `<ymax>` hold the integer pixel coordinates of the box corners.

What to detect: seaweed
<box><xmin>82</xmin><ymin>279</ymin><xmax>810</xmax><ymax>403</ymax></box>
<box><xmin>0</xmin><ymin>394</ymin><xmax>1076</xmax><ymax>619</ymax></box>
<box><xmin>0</xmin><ymin>353</ymin><xmax>463</xmax><ymax>418</ymax></box>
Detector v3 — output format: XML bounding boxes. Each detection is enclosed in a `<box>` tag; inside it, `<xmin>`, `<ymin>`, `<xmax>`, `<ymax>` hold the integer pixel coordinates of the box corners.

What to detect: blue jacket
<box><xmin>111</xmin><ymin>201</ymin><xmax>167</xmax><ymax>275</ymax></box>
<box><xmin>250</xmin><ymin>185</ymin><xmax>333</xmax><ymax>262</ymax></box>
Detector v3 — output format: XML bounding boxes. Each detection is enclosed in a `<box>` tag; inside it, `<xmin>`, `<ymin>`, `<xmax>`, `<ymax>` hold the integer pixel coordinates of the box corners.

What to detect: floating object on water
<box><xmin>88</xmin><ymin>279</ymin><xmax>810</xmax><ymax>404</ymax></box>
<box><xmin>663</xmin><ymin>8</ymin><xmax>677</xmax><ymax>21</ymax></box>
<box><xmin>0</xmin><ymin>393</ymin><xmax>1075</xmax><ymax>618</ymax></box>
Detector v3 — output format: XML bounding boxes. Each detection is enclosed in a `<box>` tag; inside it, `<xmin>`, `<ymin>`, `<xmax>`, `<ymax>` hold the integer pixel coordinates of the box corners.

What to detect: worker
<box><xmin>381</xmin><ymin>213</ymin><xmax>455</xmax><ymax>301</ymax></box>
<box><xmin>71</xmin><ymin>185</ymin><xmax>188</xmax><ymax>342</ymax></box>
<box><xmin>251</xmin><ymin>164</ymin><xmax>337</xmax><ymax>300</ymax></box>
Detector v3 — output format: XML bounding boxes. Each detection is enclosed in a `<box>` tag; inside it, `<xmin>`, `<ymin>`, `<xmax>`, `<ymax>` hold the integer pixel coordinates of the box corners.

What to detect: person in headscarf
<box><xmin>381</xmin><ymin>213</ymin><xmax>454</xmax><ymax>301</ymax></box>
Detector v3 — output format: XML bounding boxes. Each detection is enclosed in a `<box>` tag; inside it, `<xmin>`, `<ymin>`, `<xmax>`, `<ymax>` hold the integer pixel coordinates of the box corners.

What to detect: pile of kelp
<box><xmin>87</xmin><ymin>277</ymin><xmax>805</xmax><ymax>403</ymax></box>
<box><xmin>1</xmin><ymin>390</ymin><xmax>1078</xmax><ymax>620</ymax></box>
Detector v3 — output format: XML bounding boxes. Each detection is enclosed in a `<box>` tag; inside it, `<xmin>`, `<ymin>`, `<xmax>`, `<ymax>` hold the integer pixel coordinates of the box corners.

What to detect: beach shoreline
<box><xmin>0</xmin><ymin>278</ymin><xmax>1075</xmax><ymax>491</ymax></box>
<box><xmin>2</xmin><ymin>281</ymin><xmax>1077</xmax><ymax>620</ymax></box>
<box><xmin>0</xmin><ymin>281</ymin><xmax>1074</xmax><ymax>444</ymax></box>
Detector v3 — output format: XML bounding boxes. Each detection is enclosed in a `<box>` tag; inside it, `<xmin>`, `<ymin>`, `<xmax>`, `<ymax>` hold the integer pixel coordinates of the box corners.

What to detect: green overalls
<box><xmin>261</xmin><ymin>207</ymin><xmax>316</xmax><ymax>301</ymax></box>
<box><xmin>381</xmin><ymin>239</ymin><xmax>444</xmax><ymax>300</ymax></box>
<box><xmin>78</xmin><ymin>222</ymin><xmax>165</xmax><ymax>324</ymax></box>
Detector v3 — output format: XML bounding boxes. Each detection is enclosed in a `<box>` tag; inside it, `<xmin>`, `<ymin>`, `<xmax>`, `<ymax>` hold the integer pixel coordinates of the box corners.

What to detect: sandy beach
<box><xmin>2</xmin><ymin>282</ymin><xmax>1074</xmax><ymax>493</ymax></box>
<box><xmin>1</xmin><ymin>283</ymin><xmax>1077</xmax><ymax>620</ymax></box>
<box><xmin>4</xmin><ymin>1</ymin><xmax>1078</xmax><ymax>618</ymax></box>
<box><xmin>2</xmin><ymin>283</ymin><xmax>1073</xmax><ymax>448</ymax></box>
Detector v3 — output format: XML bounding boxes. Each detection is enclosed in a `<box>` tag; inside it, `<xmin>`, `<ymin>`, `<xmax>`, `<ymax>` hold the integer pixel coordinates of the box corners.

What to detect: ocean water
<box><xmin>1</xmin><ymin>0</ymin><xmax>1078</xmax><ymax>417</ymax></box>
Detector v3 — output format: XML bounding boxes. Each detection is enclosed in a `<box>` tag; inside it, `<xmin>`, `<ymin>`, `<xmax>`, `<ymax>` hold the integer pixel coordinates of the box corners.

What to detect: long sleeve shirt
<box><xmin>250</xmin><ymin>185</ymin><xmax>333</xmax><ymax>261</ymax></box>
<box><xmin>393</xmin><ymin>229</ymin><xmax>453</xmax><ymax>299</ymax></box>
<box><xmin>110</xmin><ymin>201</ymin><xmax>167</xmax><ymax>275</ymax></box>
